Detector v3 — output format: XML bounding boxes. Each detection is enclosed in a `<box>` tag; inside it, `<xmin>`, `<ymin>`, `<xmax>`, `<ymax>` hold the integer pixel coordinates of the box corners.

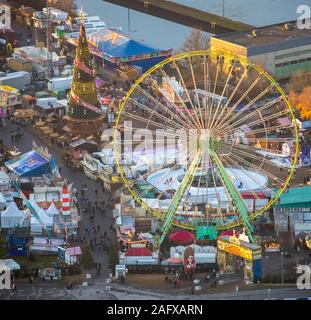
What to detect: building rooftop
<box><xmin>276</xmin><ymin>186</ymin><xmax>311</xmax><ymax>208</ymax></box>
<box><xmin>215</xmin><ymin>21</ymin><xmax>311</xmax><ymax>55</ymax></box>
<box><xmin>125</xmin><ymin>247</ymin><xmax>152</xmax><ymax>257</ymax></box>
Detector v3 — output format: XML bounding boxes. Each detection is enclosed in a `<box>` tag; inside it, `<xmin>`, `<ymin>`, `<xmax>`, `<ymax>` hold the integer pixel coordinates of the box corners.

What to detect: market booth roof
<box><xmin>168</xmin><ymin>231</ymin><xmax>196</xmax><ymax>245</ymax></box>
<box><xmin>275</xmin><ymin>186</ymin><xmax>311</xmax><ymax>208</ymax></box>
<box><xmin>5</xmin><ymin>150</ymin><xmax>50</xmax><ymax>177</ymax></box>
<box><xmin>89</xmin><ymin>29</ymin><xmax>164</xmax><ymax>58</ymax></box>
<box><xmin>125</xmin><ymin>247</ymin><xmax>152</xmax><ymax>257</ymax></box>
<box><xmin>67</xmin><ymin>28</ymin><xmax>169</xmax><ymax>59</ymax></box>
<box><xmin>65</xmin><ymin>28</ymin><xmax>172</xmax><ymax>71</ymax></box>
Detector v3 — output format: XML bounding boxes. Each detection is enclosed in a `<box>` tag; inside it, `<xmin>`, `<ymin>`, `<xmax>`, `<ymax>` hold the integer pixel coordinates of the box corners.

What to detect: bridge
<box><xmin>103</xmin><ymin>0</ymin><xmax>254</xmax><ymax>34</ymax></box>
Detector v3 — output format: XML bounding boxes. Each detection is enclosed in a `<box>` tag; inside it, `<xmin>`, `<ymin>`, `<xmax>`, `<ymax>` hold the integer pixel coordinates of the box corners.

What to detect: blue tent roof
<box><xmin>5</xmin><ymin>151</ymin><xmax>50</xmax><ymax>177</ymax></box>
<box><xmin>67</xmin><ymin>28</ymin><xmax>168</xmax><ymax>59</ymax></box>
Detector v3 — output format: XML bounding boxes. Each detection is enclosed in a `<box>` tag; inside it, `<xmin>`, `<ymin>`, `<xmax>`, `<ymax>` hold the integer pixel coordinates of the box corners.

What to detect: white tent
<box><xmin>31</xmin><ymin>216</ymin><xmax>43</xmax><ymax>234</ymax></box>
<box><xmin>38</xmin><ymin>209</ymin><xmax>53</xmax><ymax>227</ymax></box>
<box><xmin>31</xmin><ymin>208</ymin><xmax>53</xmax><ymax>234</ymax></box>
<box><xmin>46</xmin><ymin>201</ymin><xmax>59</xmax><ymax>217</ymax></box>
<box><xmin>0</xmin><ymin>193</ymin><xmax>6</xmax><ymax>211</ymax></box>
<box><xmin>0</xmin><ymin>170</ymin><xmax>10</xmax><ymax>189</ymax></box>
<box><xmin>0</xmin><ymin>202</ymin><xmax>24</xmax><ymax>228</ymax></box>
<box><xmin>29</xmin><ymin>200</ymin><xmax>42</xmax><ymax>213</ymax></box>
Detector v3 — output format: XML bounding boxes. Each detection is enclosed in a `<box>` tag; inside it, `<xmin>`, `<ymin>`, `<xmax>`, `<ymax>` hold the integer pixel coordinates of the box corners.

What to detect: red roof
<box><xmin>125</xmin><ymin>247</ymin><xmax>152</xmax><ymax>257</ymax></box>
<box><xmin>168</xmin><ymin>231</ymin><xmax>196</xmax><ymax>244</ymax></box>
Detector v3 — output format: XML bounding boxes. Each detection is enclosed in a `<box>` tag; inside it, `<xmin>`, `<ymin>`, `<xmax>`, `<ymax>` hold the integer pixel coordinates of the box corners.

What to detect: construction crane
<box><xmin>12</xmin><ymin>180</ymin><xmax>52</xmax><ymax>239</ymax></box>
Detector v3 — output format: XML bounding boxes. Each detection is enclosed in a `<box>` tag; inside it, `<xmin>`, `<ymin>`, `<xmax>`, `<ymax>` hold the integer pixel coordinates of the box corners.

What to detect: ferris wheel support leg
<box><xmin>160</xmin><ymin>150</ymin><xmax>203</xmax><ymax>244</ymax></box>
<box><xmin>209</xmin><ymin>150</ymin><xmax>255</xmax><ymax>243</ymax></box>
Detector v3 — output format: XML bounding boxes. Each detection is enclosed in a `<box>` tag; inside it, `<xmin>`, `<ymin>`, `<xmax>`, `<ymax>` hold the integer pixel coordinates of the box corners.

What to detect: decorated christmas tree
<box><xmin>65</xmin><ymin>12</ymin><xmax>104</xmax><ymax>135</ymax></box>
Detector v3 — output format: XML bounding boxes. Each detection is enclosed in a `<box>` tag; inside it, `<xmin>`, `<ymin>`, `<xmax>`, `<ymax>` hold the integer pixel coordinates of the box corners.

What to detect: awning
<box><xmin>0</xmin><ymin>259</ymin><xmax>20</xmax><ymax>270</ymax></box>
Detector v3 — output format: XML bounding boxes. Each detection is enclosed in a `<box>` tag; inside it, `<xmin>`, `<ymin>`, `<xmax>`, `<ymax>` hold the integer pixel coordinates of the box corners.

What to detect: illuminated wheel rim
<box><xmin>114</xmin><ymin>50</ymin><xmax>299</xmax><ymax>235</ymax></box>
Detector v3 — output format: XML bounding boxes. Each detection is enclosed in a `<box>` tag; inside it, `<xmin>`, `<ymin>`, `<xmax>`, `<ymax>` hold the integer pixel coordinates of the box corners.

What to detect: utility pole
<box><xmin>281</xmin><ymin>250</ymin><xmax>284</xmax><ymax>287</ymax></box>
<box><xmin>128</xmin><ymin>8</ymin><xmax>131</xmax><ymax>33</ymax></box>
<box><xmin>223</xmin><ymin>0</ymin><xmax>225</xmax><ymax>17</ymax></box>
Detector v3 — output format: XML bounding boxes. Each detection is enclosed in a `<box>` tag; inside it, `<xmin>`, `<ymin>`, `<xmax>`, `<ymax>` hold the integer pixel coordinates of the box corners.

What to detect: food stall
<box><xmin>217</xmin><ymin>235</ymin><xmax>262</xmax><ymax>284</ymax></box>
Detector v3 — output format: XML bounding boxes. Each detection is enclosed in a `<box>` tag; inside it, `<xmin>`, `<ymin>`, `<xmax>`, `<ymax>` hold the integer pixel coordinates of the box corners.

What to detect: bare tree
<box><xmin>181</xmin><ymin>28</ymin><xmax>209</xmax><ymax>52</ymax></box>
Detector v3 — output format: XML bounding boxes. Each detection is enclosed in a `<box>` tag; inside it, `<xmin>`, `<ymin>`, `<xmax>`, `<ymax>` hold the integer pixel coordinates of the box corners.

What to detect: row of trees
<box><xmin>288</xmin><ymin>87</ymin><xmax>311</xmax><ymax>120</ymax></box>
<box><xmin>287</xmin><ymin>72</ymin><xmax>311</xmax><ymax>121</ymax></box>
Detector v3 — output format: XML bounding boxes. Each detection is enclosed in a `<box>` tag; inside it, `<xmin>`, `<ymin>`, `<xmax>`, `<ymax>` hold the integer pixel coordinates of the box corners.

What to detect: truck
<box><xmin>0</xmin><ymin>71</ymin><xmax>31</xmax><ymax>90</ymax></box>
<box><xmin>47</xmin><ymin>76</ymin><xmax>73</xmax><ymax>92</ymax></box>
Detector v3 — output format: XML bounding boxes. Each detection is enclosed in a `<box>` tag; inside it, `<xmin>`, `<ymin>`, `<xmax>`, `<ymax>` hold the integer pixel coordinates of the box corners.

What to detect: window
<box><xmin>276</xmin><ymin>56</ymin><xmax>311</xmax><ymax>68</ymax></box>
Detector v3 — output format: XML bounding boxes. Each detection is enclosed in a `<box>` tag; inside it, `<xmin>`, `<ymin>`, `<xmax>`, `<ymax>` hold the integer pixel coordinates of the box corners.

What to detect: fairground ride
<box><xmin>114</xmin><ymin>50</ymin><xmax>299</xmax><ymax>245</ymax></box>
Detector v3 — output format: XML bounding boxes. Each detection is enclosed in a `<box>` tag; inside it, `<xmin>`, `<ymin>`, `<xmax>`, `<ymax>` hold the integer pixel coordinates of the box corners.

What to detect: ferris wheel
<box><xmin>114</xmin><ymin>50</ymin><xmax>299</xmax><ymax>244</ymax></box>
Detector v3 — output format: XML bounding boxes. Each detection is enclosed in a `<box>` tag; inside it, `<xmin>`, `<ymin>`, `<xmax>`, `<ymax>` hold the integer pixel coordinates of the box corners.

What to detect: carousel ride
<box><xmin>114</xmin><ymin>50</ymin><xmax>299</xmax><ymax>245</ymax></box>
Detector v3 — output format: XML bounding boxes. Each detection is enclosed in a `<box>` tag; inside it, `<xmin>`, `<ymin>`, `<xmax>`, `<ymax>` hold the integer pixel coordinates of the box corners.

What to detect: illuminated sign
<box><xmin>218</xmin><ymin>239</ymin><xmax>262</xmax><ymax>261</ymax></box>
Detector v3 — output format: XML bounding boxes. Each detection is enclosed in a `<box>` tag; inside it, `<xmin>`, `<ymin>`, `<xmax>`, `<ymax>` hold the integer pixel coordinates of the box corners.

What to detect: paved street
<box><xmin>1</xmin><ymin>281</ymin><xmax>311</xmax><ymax>300</ymax></box>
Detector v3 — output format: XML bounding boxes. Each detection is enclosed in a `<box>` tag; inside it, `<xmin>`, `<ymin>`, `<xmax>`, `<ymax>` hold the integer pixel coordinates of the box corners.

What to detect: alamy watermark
<box><xmin>297</xmin><ymin>5</ymin><xmax>311</xmax><ymax>29</ymax></box>
<box><xmin>101</xmin><ymin>121</ymin><xmax>219</xmax><ymax>168</ymax></box>
<box><xmin>0</xmin><ymin>5</ymin><xmax>11</xmax><ymax>30</ymax></box>
<box><xmin>0</xmin><ymin>265</ymin><xmax>11</xmax><ymax>290</ymax></box>
<box><xmin>296</xmin><ymin>263</ymin><xmax>311</xmax><ymax>289</ymax></box>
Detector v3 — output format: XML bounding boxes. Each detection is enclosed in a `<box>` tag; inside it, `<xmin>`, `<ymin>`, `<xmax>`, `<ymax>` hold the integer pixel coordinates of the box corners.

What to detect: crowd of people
<box><xmin>75</xmin><ymin>184</ymin><xmax>116</xmax><ymax>261</ymax></box>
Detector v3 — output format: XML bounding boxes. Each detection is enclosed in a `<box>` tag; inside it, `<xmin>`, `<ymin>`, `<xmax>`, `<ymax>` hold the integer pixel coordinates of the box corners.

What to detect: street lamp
<box><xmin>223</xmin><ymin>0</ymin><xmax>225</xmax><ymax>17</ymax></box>
<box><xmin>280</xmin><ymin>250</ymin><xmax>284</xmax><ymax>287</ymax></box>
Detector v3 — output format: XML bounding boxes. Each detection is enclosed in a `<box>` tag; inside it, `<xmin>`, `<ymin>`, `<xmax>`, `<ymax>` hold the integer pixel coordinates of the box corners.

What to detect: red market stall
<box><xmin>168</xmin><ymin>231</ymin><xmax>196</xmax><ymax>245</ymax></box>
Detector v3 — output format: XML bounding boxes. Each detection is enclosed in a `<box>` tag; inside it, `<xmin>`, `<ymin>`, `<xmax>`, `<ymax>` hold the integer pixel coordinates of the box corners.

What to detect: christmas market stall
<box><xmin>217</xmin><ymin>233</ymin><xmax>262</xmax><ymax>284</ymax></box>
<box><xmin>64</xmin><ymin>28</ymin><xmax>172</xmax><ymax>72</ymax></box>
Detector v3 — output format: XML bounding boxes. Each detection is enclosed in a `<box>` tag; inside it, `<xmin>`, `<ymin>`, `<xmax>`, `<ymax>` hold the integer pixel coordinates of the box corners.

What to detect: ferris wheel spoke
<box><xmin>147</xmin><ymin>164</ymin><xmax>185</xmax><ymax>211</ymax></box>
<box><xmin>160</xmin><ymin>149</ymin><xmax>203</xmax><ymax>243</ymax></box>
<box><xmin>223</xmin><ymin>140</ymin><xmax>292</xmax><ymax>158</ymax></box>
<box><xmin>128</xmin><ymin>97</ymin><xmax>190</xmax><ymax>131</ymax></box>
<box><xmin>207</xmin><ymin>61</ymin><xmax>220</xmax><ymax>130</ymax></box>
<box><xmin>220</xmin><ymin>154</ymin><xmax>274</xmax><ymax>201</ymax></box>
<box><xmin>172</xmin><ymin>61</ymin><xmax>203</xmax><ymax>130</ymax></box>
<box><xmin>221</xmin><ymin>142</ymin><xmax>284</xmax><ymax>172</ymax></box>
<box><xmin>214</xmin><ymin>83</ymin><xmax>275</xmax><ymax>136</ymax></box>
<box><xmin>136</xmin><ymin>158</ymin><xmax>186</xmax><ymax>199</ymax></box>
<box><xmin>213</xmin><ymin>73</ymin><xmax>264</xmax><ymax>132</ymax></box>
<box><xmin>141</xmin><ymin>77</ymin><xmax>198</xmax><ymax>130</ymax></box>
<box><xmin>244</xmin><ymin>137</ymin><xmax>295</xmax><ymax>143</ymax></box>
<box><xmin>219</xmin><ymin>144</ymin><xmax>285</xmax><ymax>185</ymax></box>
<box><xmin>209</xmin><ymin>64</ymin><xmax>234</xmax><ymax>131</ymax></box>
<box><xmin>210</xmin><ymin>157</ymin><xmax>227</xmax><ymax>213</ymax></box>
<box><xmin>158</xmin><ymin>64</ymin><xmax>198</xmax><ymax>129</ymax></box>
<box><xmin>203</xmin><ymin>55</ymin><xmax>211</xmax><ymax>128</ymax></box>
<box><xmin>187</xmin><ymin>56</ymin><xmax>205</xmax><ymax>128</ymax></box>
<box><xmin>211</xmin><ymin>67</ymin><xmax>248</xmax><ymax>132</ymax></box>
<box><xmin>122</xmin><ymin>111</ymin><xmax>181</xmax><ymax>131</ymax></box>
<box><xmin>154</xmin><ymin>68</ymin><xmax>202</xmax><ymax>130</ymax></box>
<box><xmin>216</xmin><ymin>103</ymin><xmax>290</xmax><ymax>137</ymax></box>
<box><xmin>127</xmin><ymin>153</ymin><xmax>184</xmax><ymax>187</ymax></box>
<box><xmin>209</xmin><ymin>149</ymin><xmax>254</xmax><ymax>239</ymax></box>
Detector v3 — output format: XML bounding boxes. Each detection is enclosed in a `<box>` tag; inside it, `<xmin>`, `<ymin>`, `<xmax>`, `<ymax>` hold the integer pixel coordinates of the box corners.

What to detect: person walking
<box><xmin>12</xmin><ymin>283</ymin><xmax>17</xmax><ymax>294</ymax></box>
<box><xmin>66</xmin><ymin>283</ymin><xmax>71</xmax><ymax>295</ymax></box>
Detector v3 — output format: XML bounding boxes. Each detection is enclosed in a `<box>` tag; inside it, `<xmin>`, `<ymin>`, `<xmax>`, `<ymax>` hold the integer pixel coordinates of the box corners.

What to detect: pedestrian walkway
<box><xmin>1</xmin><ymin>120</ymin><xmax>114</xmax><ymax>281</ymax></box>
